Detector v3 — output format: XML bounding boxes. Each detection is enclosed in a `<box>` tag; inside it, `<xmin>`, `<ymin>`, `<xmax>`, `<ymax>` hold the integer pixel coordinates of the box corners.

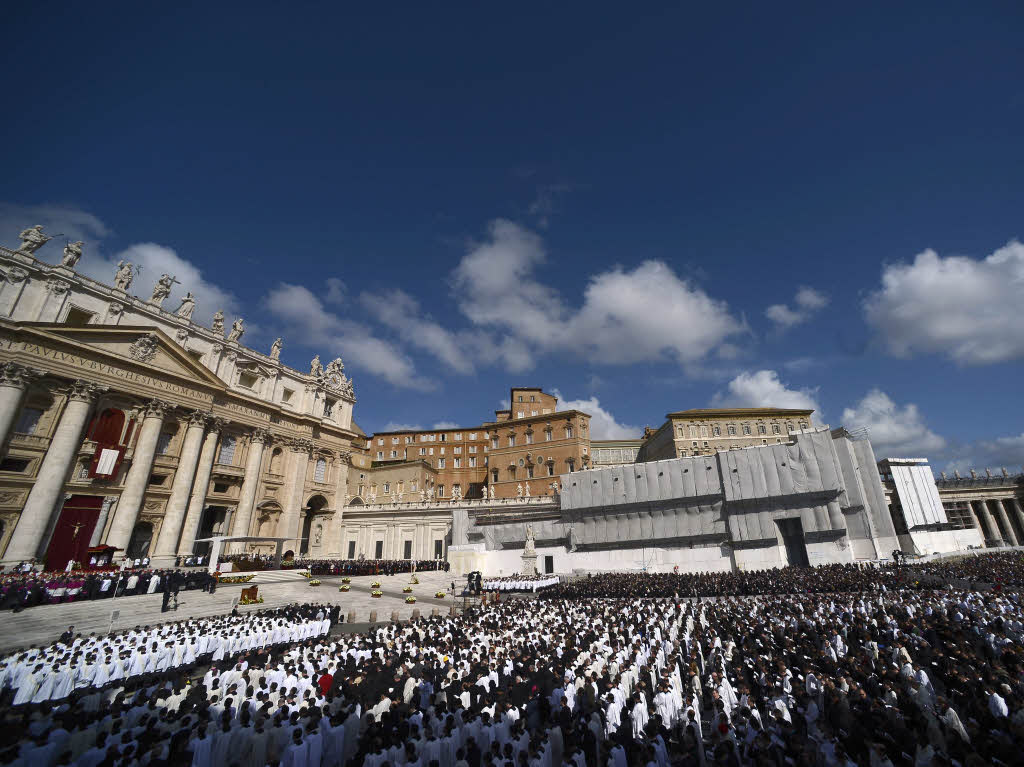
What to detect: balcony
<box><xmin>211</xmin><ymin>462</ymin><xmax>245</xmax><ymax>479</ymax></box>
<box><xmin>9</xmin><ymin>432</ymin><xmax>51</xmax><ymax>451</ymax></box>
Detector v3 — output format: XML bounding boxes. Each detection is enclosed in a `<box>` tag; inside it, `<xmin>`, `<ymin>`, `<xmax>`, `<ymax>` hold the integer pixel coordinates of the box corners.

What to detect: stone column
<box><xmin>149</xmin><ymin>410</ymin><xmax>209</xmax><ymax>566</ymax></box>
<box><xmin>88</xmin><ymin>496</ymin><xmax>117</xmax><ymax>548</ymax></box>
<box><xmin>104</xmin><ymin>399</ymin><xmax>170</xmax><ymax>554</ymax></box>
<box><xmin>229</xmin><ymin>428</ymin><xmax>271</xmax><ymax>543</ymax></box>
<box><xmin>2</xmin><ymin>380</ymin><xmax>105</xmax><ymax>565</ymax></box>
<box><xmin>962</xmin><ymin>500</ymin><xmax>984</xmax><ymax>537</ymax></box>
<box><xmin>1010</xmin><ymin>498</ymin><xmax>1024</xmax><ymax>540</ymax></box>
<box><xmin>323</xmin><ymin>450</ymin><xmax>350</xmax><ymax>557</ymax></box>
<box><xmin>281</xmin><ymin>438</ymin><xmax>312</xmax><ymax>544</ymax></box>
<box><xmin>993</xmin><ymin>499</ymin><xmax>1019</xmax><ymax>546</ymax></box>
<box><xmin>0</xmin><ymin>363</ymin><xmax>42</xmax><ymax>452</ymax></box>
<box><xmin>177</xmin><ymin>418</ymin><xmax>224</xmax><ymax>557</ymax></box>
<box><xmin>973</xmin><ymin>500</ymin><xmax>999</xmax><ymax>545</ymax></box>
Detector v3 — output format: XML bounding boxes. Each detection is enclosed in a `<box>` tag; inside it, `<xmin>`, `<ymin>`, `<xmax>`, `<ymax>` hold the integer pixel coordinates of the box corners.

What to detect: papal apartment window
<box><xmin>728</xmin><ymin>425</ymin><xmax>736</xmax><ymax>436</ymax></box>
<box><xmin>469</xmin><ymin>432</ymin><xmax>477</xmax><ymax>440</ymax></box>
<box><xmin>392</xmin><ymin>437</ymin><xmax>399</xmax><ymax>445</ymax></box>
<box><xmin>411</xmin><ymin>481</ymin><xmax>418</xmax><ymax>491</ymax></box>
<box><xmin>525</xmin><ymin>432</ymin><xmax>533</xmax><ymax>445</ymax></box>
<box><xmin>469</xmin><ymin>446</ymin><xmax>477</xmax><ymax>453</ymax></box>
<box><xmin>383</xmin><ymin>482</ymin><xmax>390</xmax><ymax>493</ymax></box>
<box><xmin>492</xmin><ymin>469</ymin><xmax>499</xmax><ymax>482</ymax></box>
<box><xmin>517</xmin><ymin>411</ymin><xmax>525</xmax><ymax>419</ymax></box>
<box><xmin>713</xmin><ymin>426</ymin><xmax>721</xmax><ymax>436</ymax></box>
<box><xmin>428</xmin><ymin>447</ymin><xmax>434</xmax><ymax>455</ymax></box>
<box><xmin>389</xmin><ymin>450</ymin><xmax>397</xmax><ymax>458</ymax></box>
<box><xmin>15</xmin><ymin>407</ymin><xmax>43</xmax><ymax>435</ymax></box>
<box><xmin>454</xmin><ymin>457</ymin><xmax>461</xmax><ymax>468</ymax></box>
<box><xmin>376</xmin><ymin>451</ymin><xmax>383</xmax><ymax>459</ymax></box>
<box><xmin>531</xmin><ymin>410</ymin><xmax>538</xmax><ymax>416</ymax></box>
<box><xmin>743</xmin><ymin>425</ymin><xmax>751</xmax><ymax>435</ymax></box>
<box><xmin>565</xmin><ymin>426</ymin><xmax>573</xmax><ymax>439</ymax></box>
<box><xmin>547</xmin><ymin>463</ymin><xmax>554</xmax><ymax>476</ymax></box>
<box><xmin>518</xmin><ymin>395</ymin><xmax>523</xmax><ymax>402</ymax></box>
<box><xmin>689</xmin><ymin>425</ymin><xmax>698</xmax><ymax>438</ymax></box>
<box><xmin>508</xmin><ymin>467</ymin><xmax>516</xmax><ymax>479</ymax></box>
<box><xmin>772</xmin><ymin>424</ymin><xmax>780</xmax><ymax>434</ymax></box>
<box><xmin>419</xmin><ymin>447</ymin><xmax>426</xmax><ymax>456</ymax></box>
<box><xmin>438</xmin><ymin>458</ymin><xmax>445</xmax><ymax>469</ymax></box>
<box><xmin>692</xmin><ymin>441</ymin><xmax>698</xmax><ymax>447</ymax></box>
<box><xmin>378</xmin><ymin>439</ymin><xmax>384</xmax><ymax>446</ymax></box>
<box><xmin>440</xmin><ymin>434</ymin><xmax>447</xmax><ymax>442</ymax></box>
<box><xmin>545</xmin><ymin>430</ymin><xmax>552</xmax><ymax>442</ymax></box>
<box><xmin>529</xmin><ymin>395</ymin><xmax>535</xmax><ymax>402</ymax></box>
<box><xmin>758</xmin><ymin>424</ymin><xmax>766</xmax><ymax>435</ymax></box>
<box><xmin>469</xmin><ymin>457</ymin><xmax>476</xmax><ymax>468</ymax></box>
<box><xmin>491</xmin><ymin>437</ymin><xmax>499</xmax><ymax>449</ymax></box>
<box><xmin>700</xmin><ymin>425</ymin><xmax>708</xmax><ymax>437</ymax></box>
<box><xmin>508</xmin><ymin>435</ymin><xmax>515</xmax><ymax>447</ymax></box>
<box><xmin>454</xmin><ymin>446</ymin><xmax>462</xmax><ymax>454</ymax></box>
<box><xmin>440</xmin><ymin>447</ymin><xmax>445</xmax><ymax>455</ymax></box>
<box><xmin>454</xmin><ymin>433</ymin><xmax>462</xmax><ymax>440</ymax></box>
<box><xmin>437</xmin><ymin>485</ymin><xmax>445</xmax><ymax>497</ymax></box>
<box><xmin>799</xmin><ymin>421</ymin><xmax>807</xmax><ymax>430</ymax></box>
<box><xmin>527</xmin><ymin>466</ymin><xmax>534</xmax><ymax>479</ymax></box>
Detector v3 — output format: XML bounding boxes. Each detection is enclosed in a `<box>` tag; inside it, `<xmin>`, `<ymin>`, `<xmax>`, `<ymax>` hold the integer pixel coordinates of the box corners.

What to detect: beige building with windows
<box><xmin>637</xmin><ymin>407</ymin><xmax>815</xmax><ymax>462</ymax></box>
<box><xmin>0</xmin><ymin>236</ymin><xmax>362</xmax><ymax>568</ymax></box>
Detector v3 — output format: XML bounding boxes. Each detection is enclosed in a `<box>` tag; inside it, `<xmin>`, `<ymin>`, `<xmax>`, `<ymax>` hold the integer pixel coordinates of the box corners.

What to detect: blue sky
<box><xmin>3</xmin><ymin>4</ymin><xmax>1024</xmax><ymax>471</ymax></box>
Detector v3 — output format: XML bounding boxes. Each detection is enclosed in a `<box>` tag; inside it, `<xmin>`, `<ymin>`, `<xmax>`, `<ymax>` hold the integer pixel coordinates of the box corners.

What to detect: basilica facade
<box><xmin>0</xmin><ymin>234</ymin><xmax>376</xmax><ymax>568</ymax></box>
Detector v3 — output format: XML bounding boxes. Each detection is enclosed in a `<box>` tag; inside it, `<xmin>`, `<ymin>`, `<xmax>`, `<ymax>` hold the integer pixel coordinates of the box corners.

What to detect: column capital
<box><xmin>63</xmin><ymin>379</ymin><xmax>108</xmax><ymax>403</ymax></box>
<box><xmin>250</xmin><ymin>426</ymin><xmax>274</xmax><ymax>445</ymax></box>
<box><xmin>208</xmin><ymin>416</ymin><xmax>228</xmax><ymax>434</ymax></box>
<box><xmin>285</xmin><ymin>437</ymin><xmax>314</xmax><ymax>454</ymax></box>
<box><xmin>184</xmin><ymin>409</ymin><xmax>211</xmax><ymax>428</ymax></box>
<box><xmin>0</xmin><ymin>362</ymin><xmax>44</xmax><ymax>389</ymax></box>
<box><xmin>143</xmin><ymin>398</ymin><xmax>173</xmax><ymax>419</ymax></box>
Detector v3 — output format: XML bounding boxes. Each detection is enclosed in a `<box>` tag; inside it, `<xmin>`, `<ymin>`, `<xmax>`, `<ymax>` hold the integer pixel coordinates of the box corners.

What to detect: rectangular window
<box><xmin>728</xmin><ymin>425</ymin><xmax>736</xmax><ymax>436</ymax></box>
<box><xmin>391</xmin><ymin>437</ymin><xmax>398</xmax><ymax>444</ymax></box>
<box><xmin>743</xmin><ymin>425</ymin><xmax>751</xmax><ymax>435</ymax></box>
<box><xmin>434</xmin><ymin>539</ymin><xmax>444</xmax><ymax>559</ymax></box>
<box><xmin>454</xmin><ymin>433</ymin><xmax>462</xmax><ymax>440</ymax></box>
<box><xmin>156</xmin><ymin>432</ymin><xmax>173</xmax><ymax>455</ymax></box>
<box><xmin>508</xmin><ymin>436</ymin><xmax>515</xmax><ymax>447</ymax></box>
<box><xmin>314</xmin><ymin>459</ymin><xmax>327</xmax><ymax>483</ymax></box>
<box><xmin>437</xmin><ymin>485</ymin><xmax>444</xmax><ymax>497</ymax></box>
<box><xmin>15</xmin><ymin>407</ymin><xmax>43</xmax><ymax>435</ymax></box>
<box><xmin>383</xmin><ymin>482</ymin><xmax>390</xmax><ymax>493</ymax></box>
<box><xmin>377</xmin><ymin>451</ymin><xmax>384</xmax><ymax>459</ymax></box>
<box><xmin>545</xmin><ymin>430</ymin><xmax>552</xmax><ymax>442</ymax></box>
<box><xmin>440</xmin><ymin>447</ymin><xmax>445</xmax><ymax>455</ymax></box>
<box><xmin>282</xmin><ymin>388</ymin><xmax>294</xmax><ymax>404</ymax></box>
<box><xmin>565</xmin><ymin>426</ymin><xmax>573</xmax><ymax>439</ymax></box>
<box><xmin>406</xmin><ymin>435</ymin><xmax>414</xmax><ymax>444</ymax></box>
<box><xmin>527</xmin><ymin>466</ymin><xmax>534</xmax><ymax>478</ymax></box>
<box><xmin>437</xmin><ymin>458</ymin><xmax>445</xmax><ymax>469</ymax></box>
<box><xmin>428</xmin><ymin>447</ymin><xmax>434</xmax><ymax>455</ymax></box>
<box><xmin>217</xmin><ymin>436</ymin><xmax>237</xmax><ymax>465</ymax></box>
<box><xmin>469</xmin><ymin>456</ymin><xmax>476</xmax><ymax>468</ymax></box>
<box><xmin>492</xmin><ymin>470</ymin><xmax>499</xmax><ymax>482</ymax></box>
<box><xmin>525</xmin><ymin>433</ymin><xmax>533</xmax><ymax>445</ymax></box>
<box><xmin>491</xmin><ymin>437</ymin><xmax>499</xmax><ymax>449</ymax></box>
<box><xmin>469</xmin><ymin>432</ymin><xmax>477</xmax><ymax>440</ymax></box>
<box><xmin>419</xmin><ymin>447</ymin><xmax>426</xmax><ymax>456</ymax></box>
<box><xmin>517</xmin><ymin>411</ymin><xmax>524</xmax><ymax>419</ymax></box>
<box><xmin>63</xmin><ymin>306</ymin><xmax>94</xmax><ymax>326</ymax></box>
<box><xmin>758</xmin><ymin>424</ymin><xmax>767</xmax><ymax>435</ymax></box>
<box><xmin>411</xmin><ymin>480</ymin><xmax>418</xmax><ymax>492</ymax></box>
<box><xmin>378</xmin><ymin>439</ymin><xmax>384</xmax><ymax>446</ymax></box>
<box><xmin>375</xmin><ymin>540</ymin><xmax>384</xmax><ymax>559</ymax></box>
<box><xmin>390</xmin><ymin>450</ymin><xmax>397</xmax><ymax>458</ymax></box>
<box><xmin>469</xmin><ymin>446</ymin><xmax>477</xmax><ymax>453</ymax></box>
<box><xmin>454</xmin><ymin>446</ymin><xmax>462</xmax><ymax>454</ymax></box>
<box><xmin>690</xmin><ymin>425</ymin><xmax>698</xmax><ymax>437</ymax></box>
<box><xmin>453</xmin><ymin>483</ymin><xmax>461</xmax><ymax>496</ymax></box>
<box><xmin>439</xmin><ymin>434</ymin><xmax>446</xmax><ymax>442</ymax></box>
<box><xmin>148</xmin><ymin>474</ymin><xmax>167</xmax><ymax>486</ymax></box>
<box><xmin>700</xmin><ymin>425</ymin><xmax>708</xmax><ymax>437</ymax></box>
<box><xmin>508</xmin><ymin>467</ymin><xmax>516</xmax><ymax>479</ymax></box>
<box><xmin>713</xmin><ymin>426</ymin><xmax>721</xmax><ymax>436</ymax></box>
<box><xmin>238</xmin><ymin>371</ymin><xmax>258</xmax><ymax>389</ymax></box>
<box><xmin>547</xmin><ymin>463</ymin><xmax>554</xmax><ymax>476</ymax></box>
<box><xmin>0</xmin><ymin>457</ymin><xmax>30</xmax><ymax>473</ymax></box>
<box><xmin>347</xmin><ymin>541</ymin><xmax>356</xmax><ymax>559</ymax></box>
<box><xmin>454</xmin><ymin>457</ymin><xmax>461</xmax><ymax>468</ymax></box>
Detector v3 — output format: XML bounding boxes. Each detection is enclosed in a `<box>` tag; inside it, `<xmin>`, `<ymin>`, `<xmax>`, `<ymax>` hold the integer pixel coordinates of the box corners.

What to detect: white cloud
<box><xmin>840</xmin><ymin>389</ymin><xmax>946</xmax><ymax>457</ymax></box>
<box><xmin>712</xmin><ymin>370</ymin><xmax>822</xmax><ymax>422</ymax></box>
<box><xmin>432</xmin><ymin>421</ymin><xmax>461</xmax><ymax>430</ymax></box>
<box><xmin>382</xmin><ymin>422</ymin><xmax>422</xmax><ymax>432</ymax></box>
<box><xmin>940</xmin><ymin>434</ymin><xmax>1024</xmax><ymax>476</ymax></box>
<box><xmin>0</xmin><ymin>202</ymin><xmax>110</xmax><ymax>249</ymax></box>
<box><xmin>325</xmin><ymin>278</ymin><xmax>346</xmax><ymax>304</ymax></box>
<box><xmin>264</xmin><ymin>283</ymin><xmax>434</xmax><ymax>390</ymax></box>
<box><xmin>552</xmin><ymin>390</ymin><xmax>640</xmax><ymax>439</ymax></box>
<box><xmin>765</xmin><ymin>286</ymin><xmax>828</xmax><ymax>330</ymax></box>
<box><xmin>452</xmin><ymin>219</ymin><xmax>745</xmax><ymax>367</ymax></box>
<box><xmin>864</xmin><ymin>240</ymin><xmax>1024</xmax><ymax>364</ymax></box>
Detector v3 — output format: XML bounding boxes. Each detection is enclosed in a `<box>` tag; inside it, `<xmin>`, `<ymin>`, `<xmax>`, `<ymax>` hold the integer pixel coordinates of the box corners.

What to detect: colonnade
<box><xmin>966</xmin><ymin>496</ymin><xmax>1024</xmax><ymax>547</ymax></box>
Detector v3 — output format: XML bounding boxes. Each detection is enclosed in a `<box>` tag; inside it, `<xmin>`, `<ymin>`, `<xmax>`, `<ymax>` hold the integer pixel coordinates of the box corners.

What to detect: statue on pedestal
<box><xmin>227</xmin><ymin>318</ymin><xmax>245</xmax><ymax>342</ymax></box>
<box><xmin>524</xmin><ymin>482</ymin><xmax>531</xmax><ymax>497</ymax></box>
<box><xmin>516</xmin><ymin>483</ymin><xmax>523</xmax><ymax>499</ymax></box>
<box><xmin>15</xmin><ymin>225</ymin><xmax>53</xmax><ymax>255</ymax></box>
<box><xmin>61</xmin><ymin>241</ymin><xmax>83</xmax><ymax>268</ymax></box>
<box><xmin>488</xmin><ymin>485</ymin><xmax>495</xmax><ymax>500</ymax></box>
<box><xmin>176</xmin><ymin>292</ymin><xmax>196</xmax><ymax>319</ymax></box>
<box><xmin>524</xmin><ymin>524</ymin><xmax>536</xmax><ymax>554</ymax></box>
<box><xmin>212</xmin><ymin>310</ymin><xmax>225</xmax><ymax>336</ymax></box>
<box><xmin>270</xmin><ymin>338</ymin><xmax>283</xmax><ymax>360</ymax></box>
<box><xmin>149</xmin><ymin>274</ymin><xmax>178</xmax><ymax>307</ymax></box>
<box><xmin>114</xmin><ymin>260</ymin><xmax>134</xmax><ymax>291</ymax></box>
<box><xmin>310</xmin><ymin>355</ymin><xmax>324</xmax><ymax>378</ymax></box>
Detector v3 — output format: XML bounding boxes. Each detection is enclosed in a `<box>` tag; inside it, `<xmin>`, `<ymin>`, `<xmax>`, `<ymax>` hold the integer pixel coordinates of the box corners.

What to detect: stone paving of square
<box><xmin>0</xmin><ymin>570</ymin><xmax>461</xmax><ymax>653</ymax></box>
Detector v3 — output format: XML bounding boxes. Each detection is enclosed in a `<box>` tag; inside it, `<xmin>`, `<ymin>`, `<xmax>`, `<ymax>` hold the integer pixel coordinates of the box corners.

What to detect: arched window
<box><xmin>269</xmin><ymin>448</ymin><xmax>283</xmax><ymax>474</ymax></box>
<box><xmin>314</xmin><ymin>457</ymin><xmax>327</xmax><ymax>483</ymax></box>
<box><xmin>89</xmin><ymin>408</ymin><xmax>126</xmax><ymax>444</ymax></box>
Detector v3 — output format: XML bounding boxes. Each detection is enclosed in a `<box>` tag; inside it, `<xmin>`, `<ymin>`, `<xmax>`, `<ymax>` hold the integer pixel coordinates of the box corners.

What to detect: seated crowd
<box><xmin>480</xmin><ymin>576</ymin><xmax>560</xmax><ymax>593</ymax></box>
<box><xmin>0</xmin><ymin>556</ymin><xmax>1021</xmax><ymax>766</ymax></box>
<box><xmin>285</xmin><ymin>560</ymin><xmax>451</xmax><ymax>577</ymax></box>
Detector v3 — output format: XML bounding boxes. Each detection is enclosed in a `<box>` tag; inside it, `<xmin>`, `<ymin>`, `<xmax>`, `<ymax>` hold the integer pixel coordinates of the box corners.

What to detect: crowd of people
<box><xmin>284</xmin><ymin>559</ymin><xmax>451</xmax><ymax>577</ymax></box>
<box><xmin>0</xmin><ymin>569</ymin><xmax>214</xmax><ymax>612</ymax></box>
<box><xmin>0</xmin><ymin>555</ymin><xmax>1022</xmax><ymax>766</ymax></box>
<box><xmin>480</xmin><ymin>576</ymin><xmax>560</xmax><ymax>593</ymax></box>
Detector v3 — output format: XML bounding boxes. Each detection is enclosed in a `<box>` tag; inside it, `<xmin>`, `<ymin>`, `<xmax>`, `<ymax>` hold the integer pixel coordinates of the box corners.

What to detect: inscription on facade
<box><xmin>0</xmin><ymin>337</ymin><xmax>215</xmax><ymax>403</ymax></box>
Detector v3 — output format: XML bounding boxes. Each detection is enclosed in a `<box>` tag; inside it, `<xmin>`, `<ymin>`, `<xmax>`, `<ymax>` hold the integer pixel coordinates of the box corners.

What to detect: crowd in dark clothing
<box><xmin>0</xmin><ymin>569</ymin><xmax>214</xmax><ymax>612</ymax></box>
<box><xmin>287</xmin><ymin>559</ymin><xmax>451</xmax><ymax>577</ymax></box>
<box><xmin>903</xmin><ymin>551</ymin><xmax>1024</xmax><ymax>588</ymax></box>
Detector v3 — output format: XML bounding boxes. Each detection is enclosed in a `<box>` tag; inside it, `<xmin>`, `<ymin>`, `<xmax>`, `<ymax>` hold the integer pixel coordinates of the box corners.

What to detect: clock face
<box><xmin>327</xmin><ymin>374</ymin><xmax>341</xmax><ymax>388</ymax></box>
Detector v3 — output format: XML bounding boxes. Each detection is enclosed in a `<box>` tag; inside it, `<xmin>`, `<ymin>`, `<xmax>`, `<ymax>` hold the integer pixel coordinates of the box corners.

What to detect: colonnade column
<box><xmin>1</xmin><ymin>380</ymin><xmax>106</xmax><ymax>565</ymax></box>
<box><xmin>177</xmin><ymin>418</ymin><xmax>224</xmax><ymax>557</ymax></box>
<box><xmin>0</xmin><ymin>362</ymin><xmax>42</xmax><ymax>452</ymax></box>
<box><xmin>993</xmin><ymin>499</ymin><xmax>1020</xmax><ymax>546</ymax></box>
<box><xmin>281</xmin><ymin>438</ymin><xmax>312</xmax><ymax>544</ymax></box>
<box><xmin>105</xmin><ymin>399</ymin><xmax>170</xmax><ymax>555</ymax></box>
<box><xmin>323</xmin><ymin>450</ymin><xmax>350</xmax><ymax>557</ymax></box>
<box><xmin>150</xmin><ymin>410</ymin><xmax>209</xmax><ymax>566</ymax></box>
<box><xmin>229</xmin><ymin>428</ymin><xmax>271</xmax><ymax>545</ymax></box>
<box><xmin>972</xmin><ymin>500</ymin><xmax>999</xmax><ymax>545</ymax></box>
<box><xmin>1011</xmin><ymin>498</ymin><xmax>1024</xmax><ymax>542</ymax></box>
